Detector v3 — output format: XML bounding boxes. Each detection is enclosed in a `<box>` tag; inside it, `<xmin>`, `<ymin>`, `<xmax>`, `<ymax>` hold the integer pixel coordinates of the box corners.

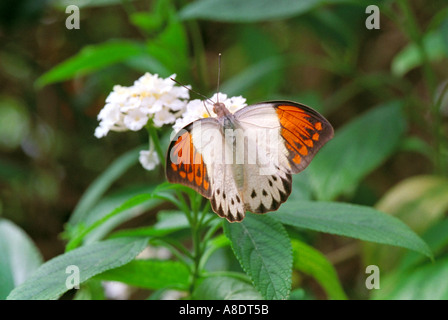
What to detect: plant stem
<box><xmin>146</xmin><ymin>124</ymin><xmax>166</xmax><ymax>170</ymax></box>
<box><xmin>202</xmin><ymin>219</ymin><xmax>223</xmax><ymax>247</ymax></box>
<box><xmin>151</xmin><ymin>238</ymin><xmax>193</xmax><ymax>267</ymax></box>
<box><xmin>202</xmin><ymin>271</ymin><xmax>252</xmax><ymax>283</ymax></box>
<box><xmin>188</xmin><ymin>192</ymin><xmax>219</xmax><ymax>295</ymax></box>
<box><xmin>189</xmin><ymin>203</ymin><xmax>203</xmax><ymax>295</ymax></box>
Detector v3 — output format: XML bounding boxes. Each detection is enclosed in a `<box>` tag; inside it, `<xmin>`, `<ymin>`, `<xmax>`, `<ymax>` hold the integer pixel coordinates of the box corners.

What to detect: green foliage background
<box><xmin>0</xmin><ymin>0</ymin><xmax>447</xmax><ymax>300</ymax></box>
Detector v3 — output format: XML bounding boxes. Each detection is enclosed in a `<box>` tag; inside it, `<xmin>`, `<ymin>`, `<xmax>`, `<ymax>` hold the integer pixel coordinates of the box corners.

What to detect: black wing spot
<box><xmin>257</xmin><ymin>202</ymin><xmax>267</xmax><ymax>213</ymax></box>
<box><xmin>279</xmin><ymin>191</ymin><xmax>288</xmax><ymax>202</ymax></box>
<box><xmin>262</xmin><ymin>189</ymin><xmax>268</xmax><ymax>197</ymax></box>
<box><xmin>236</xmin><ymin>195</ymin><xmax>241</xmax><ymax>203</ymax></box>
<box><xmin>251</xmin><ymin>190</ymin><xmax>257</xmax><ymax>199</ymax></box>
<box><xmin>271</xmin><ymin>198</ymin><xmax>279</xmax><ymax>211</ymax></box>
<box><xmin>218</xmin><ymin>205</ymin><xmax>225</xmax><ymax>217</ymax></box>
<box><xmin>281</xmin><ymin>177</ymin><xmax>291</xmax><ymax>195</ymax></box>
<box><xmin>236</xmin><ymin>211</ymin><xmax>245</xmax><ymax>221</ymax></box>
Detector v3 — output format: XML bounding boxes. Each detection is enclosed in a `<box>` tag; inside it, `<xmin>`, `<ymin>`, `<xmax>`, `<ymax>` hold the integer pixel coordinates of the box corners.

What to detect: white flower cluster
<box><xmin>95</xmin><ymin>73</ymin><xmax>247</xmax><ymax>171</ymax></box>
<box><xmin>94</xmin><ymin>73</ymin><xmax>189</xmax><ymax>138</ymax></box>
<box><xmin>172</xmin><ymin>93</ymin><xmax>247</xmax><ymax>132</ymax></box>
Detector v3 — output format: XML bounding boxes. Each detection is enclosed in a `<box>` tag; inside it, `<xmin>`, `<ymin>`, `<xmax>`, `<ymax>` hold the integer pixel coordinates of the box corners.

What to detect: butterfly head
<box><xmin>213</xmin><ymin>101</ymin><xmax>231</xmax><ymax>118</ymax></box>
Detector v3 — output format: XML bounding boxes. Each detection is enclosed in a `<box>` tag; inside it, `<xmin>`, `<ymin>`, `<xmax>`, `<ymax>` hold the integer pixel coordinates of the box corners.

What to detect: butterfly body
<box><xmin>166</xmin><ymin>100</ymin><xmax>333</xmax><ymax>222</ymax></box>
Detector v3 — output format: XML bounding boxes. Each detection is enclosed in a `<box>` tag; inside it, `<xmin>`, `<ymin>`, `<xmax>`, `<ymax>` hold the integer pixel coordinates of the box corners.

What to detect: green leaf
<box><xmin>373</xmin><ymin>257</ymin><xmax>448</xmax><ymax>300</ymax></box>
<box><xmin>219</xmin><ymin>56</ymin><xmax>284</xmax><ymax>97</ymax></box>
<box><xmin>305</xmin><ymin>7</ymin><xmax>360</xmax><ymax>49</ymax></box>
<box><xmin>291</xmin><ymin>171</ymin><xmax>314</xmax><ymax>201</ymax></box>
<box><xmin>238</xmin><ymin>25</ymin><xmax>282</xmax><ymax>63</ymax></box>
<box><xmin>79</xmin><ymin>185</ymin><xmax>162</xmax><ymax>245</ymax></box>
<box><xmin>96</xmin><ymin>259</ymin><xmax>190</xmax><ymax>290</ymax></box>
<box><xmin>289</xmin><ymin>288</ymin><xmax>307</xmax><ymax>300</ymax></box>
<box><xmin>66</xmin><ymin>193</ymin><xmax>155</xmax><ymax>251</ymax></box>
<box><xmin>110</xmin><ymin>211</ymin><xmax>190</xmax><ymax>238</ymax></box>
<box><xmin>307</xmin><ymin>101</ymin><xmax>406</xmax><ymax>201</ymax></box>
<box><xmin>193</xmin><ymin>276</ymin><xmax>263</xmax><ymax>300</ymax></box>
<box><xmin>272</xmin><ymin>200</ymin><xmax>432</xmax><ymax>259</ymax></box>
<box><xmin>66</xmin><ymin>184</ymin><xmax>183</xmax><ymax>251</ymax></box>
<box><xmin>36</xmin><ymin>40</ymin><xmax>146</xmax><ymax>87</ymax></box>
<box><xmin>7</xmin><ymin>237</ymin><xmax>148</xmax><ymax>300</ymax></box>
<box><xmin>153</xmin><ymin>210</ymin><xmax>190</xmax><ymax>230</ymax></box>
<box><xmin>391</xmin><ymin>30</ymin><xmax>447</xmax><ymax>77</ymax></box>
<box><xmin>363</xmin><ymin>175</ymin><xmax>448</xmax><ymax>270</ymax></box>
<box><xmin>73</xmin><ymin>279</ymin><xmax>105</xmax><ymax>300</ymax></box>
<box><xmin>129</xmin><ymin>0</ymin><xmax>172</xmax><ymax>34</ymax></box>
<box><xmin>224</xmin><ymin>214</ymin><xmax>292</xmax><ymax>300</ymax></box>
<box><xmin>398</xmin><ymin>219</ymin><xmax>448</xmax><ymax>271</ymax></box>
<box><xmin>124</xmin><ymin>54</ymin><xmax>171</xmax><ymax>76</ymax></box>
<box><xmin>68</xmin><ymin>146</ymin><xmax>144</xmax><ymax>229</ymax></box>
<box><xmin>145</xmin><ymin>19</ymin><xmax>189</xmax><ymax>78</ymax></box>
<box><xmin>400</xmin><ymin>136</ymin><xmax>432</xmax><ymax>157</ymax></box>
<box><xmin>376</xmin><ymin>175</ymin><xmax>448</xmax><ymax>234</ymax></box>
<box><xmin>0</xmin><ymin>219</ymin><xmax>43</xmax><ymax>299</ymax></box>
<box><xmin>292</xmin><ymin>239</ymin><xmax>347</xmax><ymax>300</ymax></box>
<box><xmin>201</xmin><ymin>233</ymin><xmax>232</xmax><ymax>272</ymax></box>
<box><xmin>130</xmin><ymin>12</ymin><xmax>164</xmax><ymax>33</ymax></box>
<box><xmin>179</xmin><ymin>0</ymin><xmax>358</xmax><ymax>23</ymax></box>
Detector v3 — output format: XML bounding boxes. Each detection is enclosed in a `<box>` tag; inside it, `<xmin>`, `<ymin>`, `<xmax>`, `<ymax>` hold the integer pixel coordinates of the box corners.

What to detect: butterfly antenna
<box><xmin>216</xmin><ymin>53</ymin><xmax>222</xmax><ymax>104</ymax></box>
<box><xmin>170</xmin><ymin>77</ymin><xmax>213</xmax><ymax>116</ymax></box>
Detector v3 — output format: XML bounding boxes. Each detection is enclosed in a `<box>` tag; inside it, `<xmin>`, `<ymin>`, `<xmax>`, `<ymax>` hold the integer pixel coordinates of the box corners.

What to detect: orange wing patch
<box><xmin>166</xmin><ymin>129</ymin><xmax>212</xmax><ymax>198</ymax></box>
<box><xmin>276</xmin><ymin>104</ymin><xmax>333</xmax><ymax>173</ymax></box>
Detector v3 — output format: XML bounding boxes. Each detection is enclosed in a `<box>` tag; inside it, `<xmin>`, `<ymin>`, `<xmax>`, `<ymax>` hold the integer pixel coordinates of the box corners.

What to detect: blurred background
<box><xmin>0</xmin><ymin>0</ymin><xmax>447</xmax><ymax>299</ymax></box>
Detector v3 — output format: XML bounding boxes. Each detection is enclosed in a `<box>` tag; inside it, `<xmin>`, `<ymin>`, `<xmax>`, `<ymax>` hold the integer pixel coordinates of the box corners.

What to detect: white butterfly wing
<box><xmin>232</xmin><ymin>104</ymin><xmax>293</xmax><ymax>213</ymax></box>
<box><xmin>234</xmin><ymin>101</ymin><xmax>333</xmax><ymax>215</ymax></box>
<box><xmin>209</xmin><ymin>163</ymin><xmax>246</xmax><ymax>222</ymax></box>
<box><xmin>240</xmin><ymin>164</ymin><xmax>292</xmax><ymax>213</ymax></box>
<box><xmin>188</xmin><ymin>119</ymin><xmax>246</xmax><ymax>222</ymax></box>
<box><xmin>234</xmin><ymin>101</ymin><xmax>334</xmax><ymax>174</ymax></box>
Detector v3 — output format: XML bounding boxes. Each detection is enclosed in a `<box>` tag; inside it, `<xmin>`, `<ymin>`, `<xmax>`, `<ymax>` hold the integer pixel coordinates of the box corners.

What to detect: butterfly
<box><xmin>166</xmin><ymin>98</ymin><xmax>334</xmax><ymax>223</ymax></box>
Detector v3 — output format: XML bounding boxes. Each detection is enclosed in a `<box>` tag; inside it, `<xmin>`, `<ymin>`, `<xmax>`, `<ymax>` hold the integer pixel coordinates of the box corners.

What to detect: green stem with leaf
<box><xmin>145</xmin><ymin>124</ymin><xmax>220</xmax><ymax>294</ymax></box>
<box><xmin>147</xmin><ymin>124</ymin><xmax>166</xmax><ymax>170</ymax></box>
